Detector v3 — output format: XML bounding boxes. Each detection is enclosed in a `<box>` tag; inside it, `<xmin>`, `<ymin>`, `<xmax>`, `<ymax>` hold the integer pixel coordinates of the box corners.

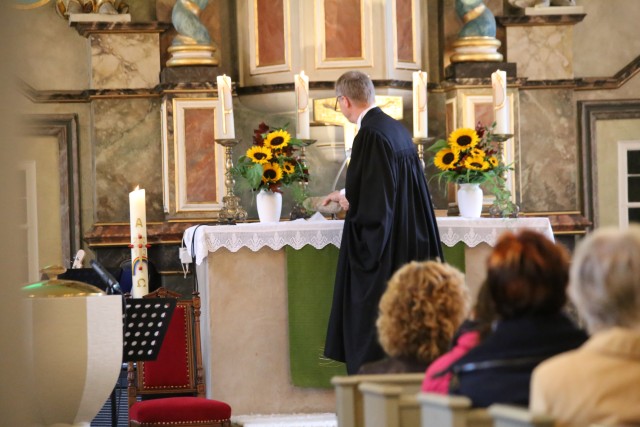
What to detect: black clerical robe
<box><xmin>324</xmin><ymin>107</ymin><xmax>443</xmax><ymax>374</ymax></box>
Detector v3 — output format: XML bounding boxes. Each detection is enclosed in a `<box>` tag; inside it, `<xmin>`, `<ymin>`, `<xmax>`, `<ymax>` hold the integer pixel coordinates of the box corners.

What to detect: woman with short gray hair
<box><xmin>530</xmin><ymin>226</ymin><xmax>640</xmax><ymax>426</ymax></box>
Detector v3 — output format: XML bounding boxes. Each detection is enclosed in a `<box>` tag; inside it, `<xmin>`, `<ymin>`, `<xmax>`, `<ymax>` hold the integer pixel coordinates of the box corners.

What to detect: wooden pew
<box><xmin>332</xmin><ymin>373</ymin><xmax>424</xmax><ymax>427</ymax></box>
<box><xmin>417</xmin><ymin>392</ymin><xmax>492</xmax><ymax>427</ymax></box>
<box><xmin>359</xmin><ymin>380</ymin><xmax>422</xmax><ymax>427</ymax></box>
<box><xmin>488</xmin><ymin>404</ymin><xmax>554</xmax><ymax>427</ymax></box>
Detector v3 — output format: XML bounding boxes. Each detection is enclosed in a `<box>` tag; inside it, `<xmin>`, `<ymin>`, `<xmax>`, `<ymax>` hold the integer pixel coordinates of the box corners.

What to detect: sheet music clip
<box><xmin>122</xmin><ymin>298</ymin><xmax>177</xmax><ymax>362</ymax></box>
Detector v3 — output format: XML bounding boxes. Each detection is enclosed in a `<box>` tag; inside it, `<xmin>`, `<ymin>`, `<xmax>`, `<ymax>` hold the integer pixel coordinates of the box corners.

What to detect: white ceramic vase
<box><xmin>256</xmin><ymin>189</ymin><xmax>282</xmax><ymax>223</ymax></box>
<box><xmin>457</xmin><ymin>183</ymin><xmax>483</xmax><ymax>218</ymax></box>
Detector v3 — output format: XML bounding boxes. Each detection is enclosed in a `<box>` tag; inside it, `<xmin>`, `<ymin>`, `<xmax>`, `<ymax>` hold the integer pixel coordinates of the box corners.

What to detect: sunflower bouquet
<box><xmin>232</xmin><ymin>122</ymin><xmax>309</xmax><ymax>194</ymax></box>
<box><xmin>428</xmin><ymin>123</ymin><xmax>510</xmax><ymax>185</ymax></box>
<box><xmin>428</xmin><ymin>123</ymin><xmax>518</xmax><ymax>216</ymax></box>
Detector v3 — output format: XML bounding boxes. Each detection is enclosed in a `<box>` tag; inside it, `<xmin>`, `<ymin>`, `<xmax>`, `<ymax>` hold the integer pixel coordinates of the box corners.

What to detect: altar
<box><xmin>184</xmin><ymin>216</ymin><xmax>553</xmax><ymax>415</ymax></box>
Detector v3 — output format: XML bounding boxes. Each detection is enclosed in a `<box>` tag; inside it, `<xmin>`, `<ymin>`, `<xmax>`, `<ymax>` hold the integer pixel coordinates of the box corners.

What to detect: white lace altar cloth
<box><xmin>436</xmin><ymin>216</ymin><xmax>554</xmax><ymax>248</ymax></box>
<box><xmin>184</xmin><ymin>216</ymin><xmax>553</xmax><ymax>265</ymax></box>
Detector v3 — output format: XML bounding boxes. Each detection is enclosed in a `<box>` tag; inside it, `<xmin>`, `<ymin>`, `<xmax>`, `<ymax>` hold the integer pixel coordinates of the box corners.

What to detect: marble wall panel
<box><xmin>506</xmin><ymin>26</ymin><xmax>573</xmax><ymax>80</ymax></box>
<box><xmin>184</xmin><ymin>108</ymin><xmax>218</xmax><ymax>204</ymax></box>
<box><xmin>396</xmin><ymin>0</ymin><xmax>414</xmax><ymax>63</ymax></box>
<box><xmin>93</xmin><ymin>98</ymin><xmax>163</xmax><ymax>223</ymax></box>
<box><xmin>518</xmin><ymin>89</ymin><xmax>577</xmax><ymax>212</ymax></box>
<box><xmin>256</xmin><ymin>0</ymin><xmax>286</xmax><ymax>66</ymax></box>
<box><xmin>324</xmin><ymin>0</ymin><xmax>362</xmax><ymax>59</ymax></box>
<box><xmin>91</xmin><ymin>33</ymin><xmax>160</xmax><ymax>89</ymax></box>
<box><xmin>127</xmin><ymin>1</ymin><xmax>156</xmax><ymax>21</ymax></box>
<box><xmin>18</xmin><ymin>5</ymin><xmax>91</xmax><ymax>91</ymax></box>
<box><xmin>426</xmin><ymin>91</ymin><xmax>448</xmax><ymax>209</ymax></box>
<box><xmin>574</xmin><ymin>0</ymin><xmax>640</xmax><ymax>78</ymax></box>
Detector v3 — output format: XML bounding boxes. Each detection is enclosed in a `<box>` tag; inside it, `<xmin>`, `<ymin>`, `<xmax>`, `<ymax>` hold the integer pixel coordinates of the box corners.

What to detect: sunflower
<box><xmin>464</xmin><ymin>156</ymin><xmax>490</xmax><ymax>171</ymax></box>
<box><xmin>264</xmin><ymin>129</ymin><xmax>291</xmax><ymax>149</ymax></box>
<box><xmin>449</xmin><ymin>128</ymin><xmax>479</xmax><ymax>152</ymax></box>
<box><xmin>282</xmin><ymin>161</ymin><xmax>296</xmax><ymax>174</ymax></box>
<box><xmin>470</xmin><ymin>147</ymin><xmax>486</xmax><ymax>158</ymax></box>
<box><xmin>488</xmin><ymin>156</ymin><xmax>499</xmax><ymax>167</ymax></box>
<box><xmin>246</xmin><ymin>146</ymin><xmax>272</xmax><ymax>164</ymax></box>
<box><xmin>261</xmin><ymin>162</ymin><xmax>283</xmax><ymax>184</ymax></box>
<box><xmin>434</xmin><ymin>149</ymin><xmax>459</xmax><ymax>171</ymax></box>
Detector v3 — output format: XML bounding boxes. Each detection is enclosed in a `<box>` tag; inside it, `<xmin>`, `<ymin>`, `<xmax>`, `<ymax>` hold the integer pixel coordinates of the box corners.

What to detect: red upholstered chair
<box><xmin>127</xmin><ymin>288</ymin><xmax>231</xmax><ymax>427</ymax></box>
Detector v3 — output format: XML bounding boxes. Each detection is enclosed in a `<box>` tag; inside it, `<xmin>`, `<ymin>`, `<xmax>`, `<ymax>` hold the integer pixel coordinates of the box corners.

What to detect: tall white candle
<box><xmin>295</xmin><ymin>70</ymin><xmax>310</xmax><ymax>139</ymax></box>
<box><xmin>492</xmin><ymin>69</ymin><xmax>509</xmax><ymax>135</ymax></box>
<box><xmin>216</xmin><ymin>74</ymin><xmax>235</xmax><ymax>139</ymax></box>
<box><xmin>412</xmin><ymin>71</ymin><xmax>428</xmax><ymax>138</ymax></box>
<box><xmin>129</xmin><ymin>186</ymin><xmax>149</xmax><ymax>298</ymax></box>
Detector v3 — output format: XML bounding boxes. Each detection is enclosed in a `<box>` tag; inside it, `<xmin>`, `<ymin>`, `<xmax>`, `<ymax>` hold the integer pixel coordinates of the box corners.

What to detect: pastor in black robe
<box><xmin>324</xmin><ymin>107</ymin><xmax>444</xmax><ymax>374</ymax></box>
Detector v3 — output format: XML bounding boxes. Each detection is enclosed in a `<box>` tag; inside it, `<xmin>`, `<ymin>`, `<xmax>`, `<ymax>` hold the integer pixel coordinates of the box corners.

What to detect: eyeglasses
<box><xmin>334</xmin><ymin>95</ymin><xmax>344</xmax><ymax>111</ymax></box>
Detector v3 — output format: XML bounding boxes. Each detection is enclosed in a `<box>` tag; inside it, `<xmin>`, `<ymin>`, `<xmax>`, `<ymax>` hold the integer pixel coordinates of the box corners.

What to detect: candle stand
<box><xmin>413</xmin><ymin>136</ymin><xmax>435</xmax><ymax>171</ymax></box>
<box><xmin>490</xmin><ymin>133</ymin><xmax>513</xmax><ymax>143</ymax></box>
<box><xmin>488</xmin><ymin>133</ymin><xmax>519</xmax><ymax>218</ymax></box>
<box><xmin>290</xmin><ymin>138</ymin><xmax>316</xmax><ymax>220</ymax></box>
<box><xmin>215</xmin><ymin>138</ymin><xmax>248</xmax><ymax>224</ymax></box>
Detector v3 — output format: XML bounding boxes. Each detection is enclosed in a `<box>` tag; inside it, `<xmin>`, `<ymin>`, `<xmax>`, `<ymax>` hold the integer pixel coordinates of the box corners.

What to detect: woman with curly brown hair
<box><xmin>358</xmin><ymin>260</ymin><xmax>470</xmax><ymax>374</ymax></box>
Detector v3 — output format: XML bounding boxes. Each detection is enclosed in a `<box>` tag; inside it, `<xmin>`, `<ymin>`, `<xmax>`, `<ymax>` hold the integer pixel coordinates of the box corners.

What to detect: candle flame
<box><xmin>134</xmin><ymin>185</ymin><xmax>139</xmax><ymax>191</ymax></box>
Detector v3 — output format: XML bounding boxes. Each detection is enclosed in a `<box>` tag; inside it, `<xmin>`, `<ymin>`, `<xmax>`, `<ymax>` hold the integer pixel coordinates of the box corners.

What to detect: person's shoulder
<box><xmin>531</xmin><ymin>349</ymin><xmax>584</xmax><ymax>402</ymax></box>
<box><xmin>533</xmin><ymin>347</ymin><xmax>582</xmax><ymax>379</ymax></box>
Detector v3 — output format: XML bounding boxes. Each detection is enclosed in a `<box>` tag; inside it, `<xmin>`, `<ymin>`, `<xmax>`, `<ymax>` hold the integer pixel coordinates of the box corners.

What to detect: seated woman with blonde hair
<box><xmin>530</xmin><ymin>226</ymin><xmax>640</xmax><ymax>426</ymax></box>
<box><xmin>358</xmin><ymin>260</ymin><xmax>469</xmax><ymax>374</ymax></box>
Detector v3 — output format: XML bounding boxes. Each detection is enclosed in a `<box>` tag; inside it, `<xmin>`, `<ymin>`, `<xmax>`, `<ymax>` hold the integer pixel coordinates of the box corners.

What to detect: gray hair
<box><xmin>335</xmin><ymin>71</ymin><xmax>375</xmax><ymax>105</ymax></box>
<box><xmin>569</xmin><ymin>225</ymin><xmax>640</xmax><ymax>332</ymax></box>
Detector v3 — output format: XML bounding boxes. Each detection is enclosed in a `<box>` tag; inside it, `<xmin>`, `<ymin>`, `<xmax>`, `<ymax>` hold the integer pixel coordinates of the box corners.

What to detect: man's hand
<box><xmin>322</xmin><ymin>190</ymin><xmax>349</xmax><ymax>211</ymax></box>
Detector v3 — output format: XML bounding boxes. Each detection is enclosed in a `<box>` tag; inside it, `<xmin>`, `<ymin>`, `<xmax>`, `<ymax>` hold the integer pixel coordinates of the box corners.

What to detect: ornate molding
<box><xmin>578</xmin><ymin>99</ymin><xmax>640</xmax><ymax>228</ymax></box>
<box><xmin>24</xmin><ymin>114</ymin><xmax>81</xmax><ymax>266</ymax></box>
<box><xmin>70</xmin><ymin>21</ymin><xmax>171</xmax><ymax>37</ymax></box>
<box><xmin>20</xmin><ymin>53</ymin><xmax>640</xmax><ymax>104</ymax></box>
<box><xmin>496</xmin><ymin>14</ymin><xmax>586</xmax><ymax>27</ymax></box>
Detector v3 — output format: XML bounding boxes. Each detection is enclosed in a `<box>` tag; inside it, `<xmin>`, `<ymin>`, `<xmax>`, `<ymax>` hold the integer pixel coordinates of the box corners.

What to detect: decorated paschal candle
<box><xmin>129</xmin><ymin>186</ymin><xmax>149</xmax><ymax>297</ymax></box>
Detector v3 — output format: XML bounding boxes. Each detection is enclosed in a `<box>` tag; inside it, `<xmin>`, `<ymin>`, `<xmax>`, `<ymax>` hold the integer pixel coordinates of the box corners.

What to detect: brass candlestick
<box><xmin>215</xmin><ymin>138</ymin><xmax>247</xmax><ymax>224</ymax></box>
<box><xmin>488</xmin><ymin>133</ymin><xmax>519</xmax><ymax>218</ymax></box>
<box><xmin>290</xmin><ymin>138</ymin><xmax>316</xmax><ymax>220</ymax></box>
<box><xmin>413</xmin><ymin>136</ymin><xmax>436</xmax><ymax>170</ymax></box>
<box><xmin>490</xmin><ymin>133</ymin><xmax>513</xmax><ymax>143</ymax></box>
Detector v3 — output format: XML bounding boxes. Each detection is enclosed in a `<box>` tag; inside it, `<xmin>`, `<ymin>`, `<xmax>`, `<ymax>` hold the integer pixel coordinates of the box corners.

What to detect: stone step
<box><xmin>231</xmin><ymin>413</ymin><xmax>337</xmax><ymax>427</ymax></box>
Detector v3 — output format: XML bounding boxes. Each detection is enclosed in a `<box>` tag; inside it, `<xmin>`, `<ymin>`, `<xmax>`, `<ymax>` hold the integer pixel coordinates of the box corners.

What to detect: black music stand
<box><xmin>100</xmin><ymin>297</ymin><xmax>175</xmax><ymax>427</ymax></box>
<box><xmin>122</xmin><ymin>297</ymin><xmax>176</xmax><ymax>362</ymax></box>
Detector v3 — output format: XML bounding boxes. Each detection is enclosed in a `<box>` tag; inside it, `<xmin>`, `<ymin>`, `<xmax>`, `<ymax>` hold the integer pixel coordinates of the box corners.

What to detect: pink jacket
<box><xmin>421</xmin><ymin>330</ymin><xmax>480</xmax><ymax>393</ymax></box>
